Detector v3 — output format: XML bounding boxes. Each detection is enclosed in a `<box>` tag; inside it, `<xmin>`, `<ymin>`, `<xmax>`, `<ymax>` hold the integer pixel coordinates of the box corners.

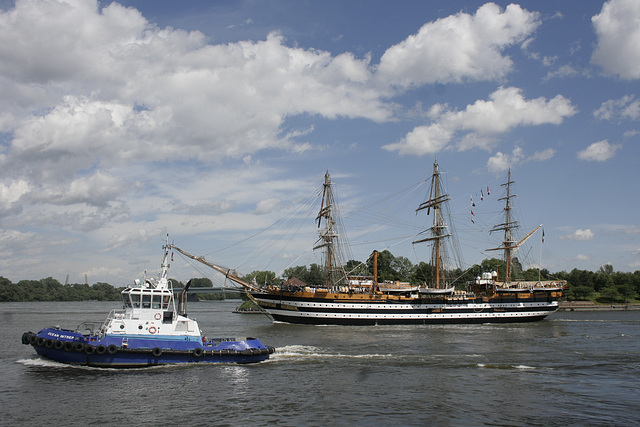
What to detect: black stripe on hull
<box><xmin>253</xmin><ymin>293</ymin><xmax>560</xmax><ymax>306</ymax></box>
<box><xmin>292</xmin><ymin>305</ymin><xmax>555</xmax><ymax>315</ymax></box>
<box><xmin>270</xmin><ymin>313</ymin><xmax>549</xmax><ymax>326</ymax></box>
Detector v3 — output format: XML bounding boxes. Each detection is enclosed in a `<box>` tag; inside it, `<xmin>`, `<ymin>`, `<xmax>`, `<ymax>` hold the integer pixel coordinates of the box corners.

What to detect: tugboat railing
<box><xmin>76</xmin><ymin>320</ymin><xmax>105</xmax><ymax>337</ymax></box>
<box><xmin>96</xmin><ymin>310</ymin><xmax>126</xmax><ymax>335</ymax></box>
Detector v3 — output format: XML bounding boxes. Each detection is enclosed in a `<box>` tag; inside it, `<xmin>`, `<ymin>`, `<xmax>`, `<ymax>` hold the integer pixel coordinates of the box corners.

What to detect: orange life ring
<box><xmin>149</xmin><ymin>326</ymin><xmax>157</xmax><ymax>334</ymax></box>
<box><xmin>154</xmin><ymin>313</ymin><xmax>161</xmax><ymax>320</ymax></box>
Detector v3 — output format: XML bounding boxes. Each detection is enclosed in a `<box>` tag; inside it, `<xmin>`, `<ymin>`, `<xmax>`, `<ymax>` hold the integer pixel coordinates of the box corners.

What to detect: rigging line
<box><xmin>277</xmin><ymin>241</ymin><xmax>319</xmax><ymax>277</ymax></box>
<box><xmin>173</xmin><ymin>252</ymin><xmax>233</xmax><ymax>288</ymax></box>
<box><xmin>345</xmin><ymin>179</ymin><xmax>428</xmax><ymax>216</ymax></box>
<box><xmin>220</xmin><ymin>190</ymin><xmax>320</xmax><ymax>270</ymax></box>
<box><xmin>350</xmin><ymin>234</ymin><xmax>418</xmax><ymax>246</ymax></box>
<box><xmin>349</xmin><ymin>210</ymin><xmax>421</xmax><ymax>229</ymax></box>
<box><xmin>255</xmin><ymin>194</ymin><xmax>321</xmax><ymax>271</ymax></box>
<box><xmin>203</xmin><ymin>187</ymin><xmax>320</xmax><ymax>257</ymax></box>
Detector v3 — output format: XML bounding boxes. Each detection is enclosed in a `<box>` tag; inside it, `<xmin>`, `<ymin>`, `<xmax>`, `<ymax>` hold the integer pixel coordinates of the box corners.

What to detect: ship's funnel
<box><xmin>178</xmin><ymin>279</ymin><xmax>191</xmax><ymax>317</ymax></box>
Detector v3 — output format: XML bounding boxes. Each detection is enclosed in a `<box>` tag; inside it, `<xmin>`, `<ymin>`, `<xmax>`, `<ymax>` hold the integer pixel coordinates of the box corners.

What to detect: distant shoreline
<box><xmin>559</xmin><ymin>301</ymin><xmax>640</xmax><ymax>311</ymax></box>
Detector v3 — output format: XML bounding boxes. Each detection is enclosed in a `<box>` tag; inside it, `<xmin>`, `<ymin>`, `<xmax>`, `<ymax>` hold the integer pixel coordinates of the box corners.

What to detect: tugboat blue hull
<box><xmin>23</xmin><ymin>328</ymin><xmax>274</xmax><ymax>368</ymax></box>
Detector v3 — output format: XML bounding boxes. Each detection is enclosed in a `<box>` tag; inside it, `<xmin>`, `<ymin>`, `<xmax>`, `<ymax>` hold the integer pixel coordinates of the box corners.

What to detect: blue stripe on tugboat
<box><xmin>21</xmin><ymin>236</ymin><xmax>275</xmax><ymax>368</ymax></box>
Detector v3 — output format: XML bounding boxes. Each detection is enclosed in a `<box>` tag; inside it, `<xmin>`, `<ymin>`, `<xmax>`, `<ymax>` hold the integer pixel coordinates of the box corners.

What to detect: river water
<box><xmin>1</xmin><ymin>300</ymin><xmax>639</xmax><ymax>426</ymax></box>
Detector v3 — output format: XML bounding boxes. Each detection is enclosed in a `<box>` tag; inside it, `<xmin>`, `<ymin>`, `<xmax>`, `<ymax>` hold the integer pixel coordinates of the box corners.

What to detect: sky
<box><xmin>0</xmin><ymin>0</ymin><xmax>639</xmax><ymax>286</ymax></box>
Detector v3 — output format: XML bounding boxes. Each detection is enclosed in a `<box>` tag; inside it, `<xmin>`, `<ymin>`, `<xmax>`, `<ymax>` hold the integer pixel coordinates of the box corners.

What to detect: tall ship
<box><xmin>172</xmin><ymin>163</ymin><xmax>565</xmax><ymax>325</ymax></box>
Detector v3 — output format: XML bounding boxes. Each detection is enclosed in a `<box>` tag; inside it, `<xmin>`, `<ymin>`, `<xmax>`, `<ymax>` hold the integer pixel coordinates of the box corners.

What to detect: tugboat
<box><xmin>21</xmin><ymin>236</ymin><xmax>275</xmax><ymax>367</ymax></box>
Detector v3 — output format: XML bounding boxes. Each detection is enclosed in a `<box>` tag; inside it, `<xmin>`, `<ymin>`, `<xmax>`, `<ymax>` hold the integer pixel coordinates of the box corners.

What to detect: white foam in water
<box><xmin>17</xmin><ymin>357</ymin><xmax>68</xmax><ymax>368</ymax></box>
<box><xmin>16</xmin><ymin>357</ymin><xmax>171</xmax><ymax>371</ymax></box>
<box><xmin>271</xmin><ymin>345</ymin><xmax>393</xmax><ymax>361</ymax></box>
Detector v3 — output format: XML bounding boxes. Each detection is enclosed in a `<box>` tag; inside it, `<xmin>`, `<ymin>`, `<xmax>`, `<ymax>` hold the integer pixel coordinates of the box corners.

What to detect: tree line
<box><xmin>2</xmin><ymin>250</ymin><xmax>639</xmax><ymax>303</ymax></box>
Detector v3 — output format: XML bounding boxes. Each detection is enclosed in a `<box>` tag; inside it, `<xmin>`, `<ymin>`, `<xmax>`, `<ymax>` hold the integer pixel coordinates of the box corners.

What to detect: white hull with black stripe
<box><xmin>251</xmin><ymin>291</ymin><xmax>561</xmax><ymax>325</ymax></box>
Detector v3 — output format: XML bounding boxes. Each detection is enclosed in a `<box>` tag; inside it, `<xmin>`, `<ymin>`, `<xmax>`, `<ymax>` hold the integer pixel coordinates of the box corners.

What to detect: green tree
<box><xmin>367</xmin><ymin>250</ymin><xmax>397</xmax><ymax>281</ymax></box>
<box><xmin>597</xmin><ymin>286</ymin><xmax>622</xmax><ymax>303</ymax></box>
<box><xmin>243</xmin><ymin>270</ymin><xmax>277</xmax><ymax>286</ymax></box>
<box><xmin>308</xmin><ymin>263</ymin><xmax>324</xmax><ymax>286</ymax></box>
<box><xmin>594</xmin><ymin>264</ymin><xmax>614</xmax><ymax>292</ymax></box>
<box><xmin>481</xmin><ymin>258</ymin><xmax>503</xmax><ymax>279</ymax></box>
<box><xmin>189</xmin><ymin>277</ymin><xmax>214</xmax><ymax>287</ymax></box>
<box><xmin>392</xmin><ymin>256</ymin><xmax>414</xmax><ymax>282</ymax></box>
<box><xmin>345</xmin><ymin>259</ymin><xmax>369</xmax><ymax>276</ymax></box>
<box><xmin>511</xmin><ymin>257</ymin><xmax>524</xmax><ymax>279</ymax></box>
<box><xmin>567</xmin><ymin>285</ymin><xmax>593</xmax><ymax>301</ymax></box>
<box><xmin>283</xmin><ymin>266</ymin><xmax>308</xmax><ymax>281</ymax></box>
<box><xmin>411</xmin><ymin>261</ymin><xmax>432</xmax><ymax>284</ymax></box>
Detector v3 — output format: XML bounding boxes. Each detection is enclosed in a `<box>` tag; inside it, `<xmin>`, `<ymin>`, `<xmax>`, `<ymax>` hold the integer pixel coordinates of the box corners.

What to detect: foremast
<box><xmin>314</xmin><ymin>171</ymin><xmax>349</xmax><ymax>288</ymax></box>
<box><xmin>413</xmin><ymin>160</ymin><xmax>454</xmax><ymax>288</ymax></box>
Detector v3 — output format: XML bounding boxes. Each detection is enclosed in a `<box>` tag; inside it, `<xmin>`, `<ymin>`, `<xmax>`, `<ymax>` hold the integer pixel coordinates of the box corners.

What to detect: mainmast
<box><xmin>314</xmin><ymin>171</ymin><xmax>347</xmax><ymax>288</ymax></box>
<box><xmin>413</xmin><ymin>160</ymin><xmax>453</xmax><ymax>288</ymax></box>
<box><xmin>488</xmin><ymin>168</ymin><xmax>519</xmax><ymax>284</ymax></box>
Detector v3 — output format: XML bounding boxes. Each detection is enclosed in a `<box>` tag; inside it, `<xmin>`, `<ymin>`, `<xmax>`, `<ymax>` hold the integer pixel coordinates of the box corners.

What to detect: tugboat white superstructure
<box><xmin>22</xmin><ymin>236</ymin><xmax>274</xmax><ymax>367</ymax></box>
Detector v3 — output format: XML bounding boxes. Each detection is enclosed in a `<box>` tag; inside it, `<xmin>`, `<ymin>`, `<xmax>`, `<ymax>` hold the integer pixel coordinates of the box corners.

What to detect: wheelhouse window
<box><xmin>163</xmin><ymin>295</ymin><xmax>171</xmax><ymax>309</ymax></box>
<box><xmin>152</xmin><ymin>294</ymin><xmax>161</xmax><ymax>309</ymax></box>
<box><xmin>131</xmin><ymin>293</ymin><xmax>141</xmax><ymax>308</ymax></box>
<box><xmin>123</xmin><ymin>294</ymin><xmax>132</xmax><ymax>308</ymax></box>
<box><xmin>142</xmin><ymin>293</ymin><xmax>151</xmax><ymax>309</ymax></box>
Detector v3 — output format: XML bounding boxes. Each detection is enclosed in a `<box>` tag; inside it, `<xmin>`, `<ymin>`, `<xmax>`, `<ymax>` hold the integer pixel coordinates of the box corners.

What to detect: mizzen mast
<box><xmin>413</xmin><ymin>160</ymin><xmax>453</xmax><ymax>288</ymax></box>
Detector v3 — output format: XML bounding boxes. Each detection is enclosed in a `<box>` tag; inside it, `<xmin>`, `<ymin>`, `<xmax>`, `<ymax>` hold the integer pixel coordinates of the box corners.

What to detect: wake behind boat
<box><xmin>172</xmin><ymin>164</ymin><xmax>565</xmax><ymax>325</ymax></box>
<box><xmin>21</xmin><ymin>236</ymin><xmax>274</xmax><ymax>367</ymax></box>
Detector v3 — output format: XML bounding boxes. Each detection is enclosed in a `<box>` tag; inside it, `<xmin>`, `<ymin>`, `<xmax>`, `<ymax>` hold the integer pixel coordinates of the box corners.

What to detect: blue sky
<box><xmin>0</xmin><ymin>0</ymin><xmax>638</xmax><ymax>285</ymax></box>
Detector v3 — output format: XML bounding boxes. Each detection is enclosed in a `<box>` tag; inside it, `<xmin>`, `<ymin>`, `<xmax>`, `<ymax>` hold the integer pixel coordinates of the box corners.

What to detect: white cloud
<box><xmin>577</xmin><ymin>140</ymin><xmax>621</xmax><ymax>161</ymax></box>
<box><xmin>560</xmin><ymin>229</ymin><xmax>595</xmax><ymax>241</ymax></box>
<box><xmin>594</xmin><ymin>95</ymin><xmax>640</xmax><ymax>121</ymax></box>
<box><xmin>53</xmin><ymin>171</ymin><xmax>127</xmax><ymax>207</ymax></box>
<box><xmin>575</xmin><ymin>254</ymin><xmax>591</xmax><ymax>261</ymax></box>
<box><xmin>487</xmin><ymin>146</ymin><xmax>555</xmax><ymax>173</ymax></box>
<box><xmin>0</xmin><ymin>180</ymin><xmax>30</xmax><ymax>215</ymax></box>
<box><xmin>107</xmin><ymin>228</ymin><xmax>165</xmax><ymax>252</ymax></box>
<box><xmin>530</xmin><ymin>148</ymin><xmax>556</xmax><ymax>161</ymax></box>
<box><xmin>0</xmin><ymin>0</ymin><xmax>404</xmax><ymax>244</ymax></box>
<box><xmin>603</xmin><ymin>224</ymin><xmax>640</xmax><ymax>235</ymax></box>
<box><xmin>385</xmin><ymin>87</ymin><xmax>576</xmax><ymax>155</ymax></box>
<box><xmin>591</xmin><ymin>0</ymin><xmax>640</xmax><ymax>79</ymax></box>
<box><xmin>254</xmin><ymin>198</ymin><xmax>282</xmax><ymax>215</ymax></box>
<box><xmin>0</xmin><ymin>1</ymin><xmax>394</xmax><ymax>181</ymax></box>
<box><xmin>378</xmin><ymin>3</ymin><xmax>540</xmax><ymax>87</ymax></box>
<box><xmin>487</xmin><ymin>147</ymin><xmax>525</xmax><ymax>173</ymax></box>
<box><xmin>543</xmin><ymin>64</ymin><xmax>585</xmax><ymax>82</ymax></box>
